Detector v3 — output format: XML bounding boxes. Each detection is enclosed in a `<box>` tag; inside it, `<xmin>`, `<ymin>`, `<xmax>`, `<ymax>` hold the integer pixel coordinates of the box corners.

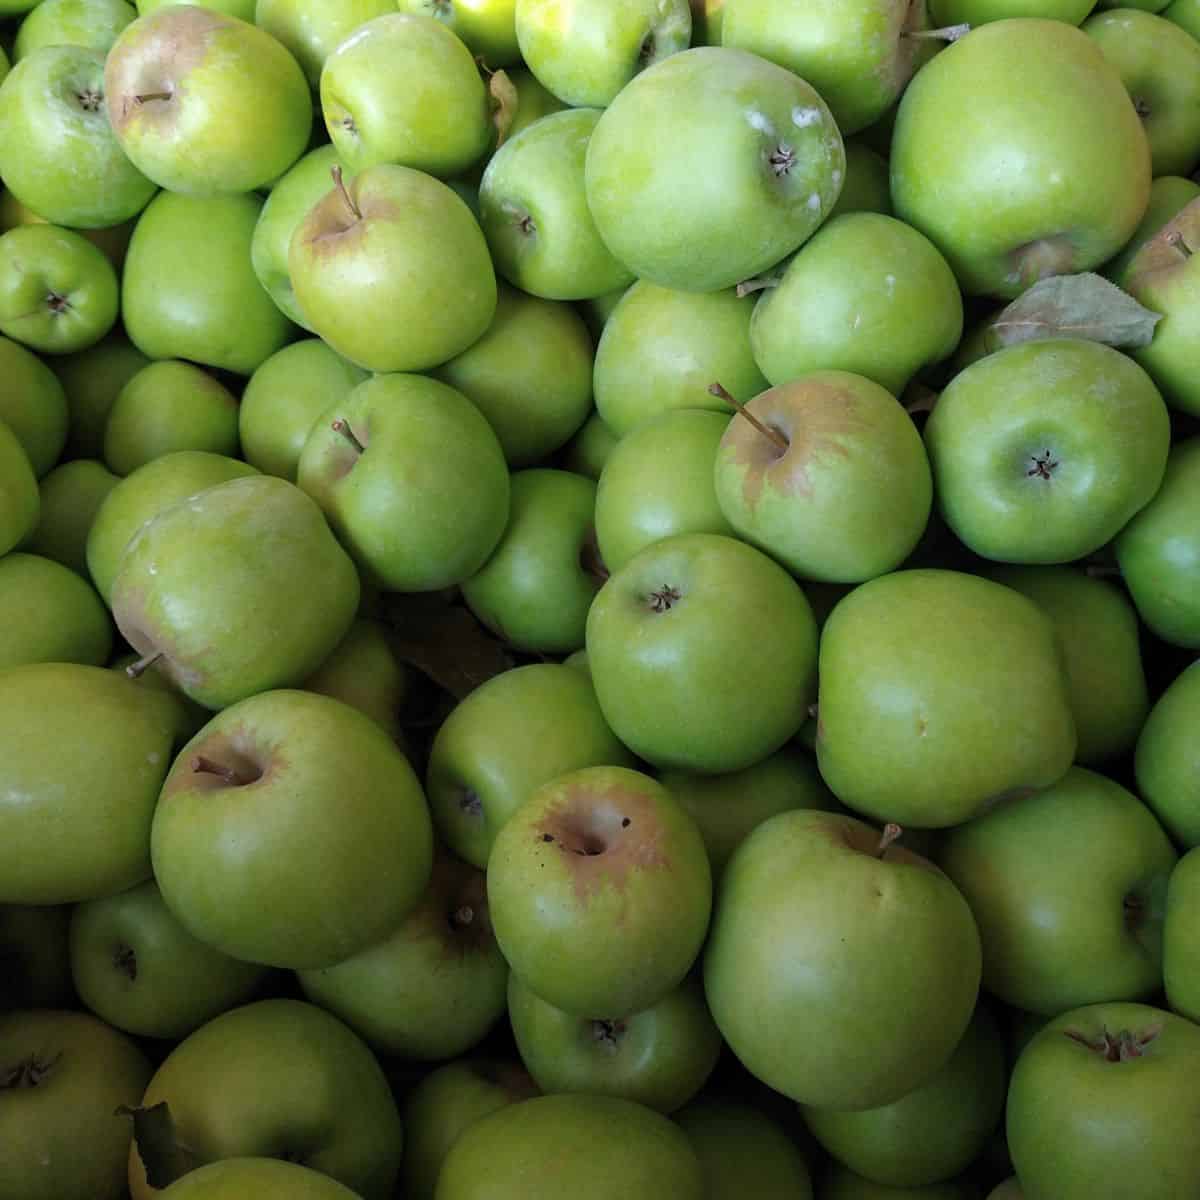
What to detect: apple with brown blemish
<box><xmin>486</xmin><ymin>765</ymin><xmax>712</xmax><ymax>1017</ymax></box>
<box><xmin>712</xmin><ymin>370</ymin><xmax>932</xmax><ymax>584</ymax></box>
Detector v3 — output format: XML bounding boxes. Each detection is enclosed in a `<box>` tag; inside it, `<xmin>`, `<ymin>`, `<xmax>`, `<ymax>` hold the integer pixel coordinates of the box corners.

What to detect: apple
<box><xmin>1136</xmin><ymin>660</ymin><xmax>1200</xmax><ymax>846</ymax></box>
<box><xmin>1165</xmin><ymin>0</ymin><xmax>1200</xmax><ymax>34</ymax></box>
<box><xmin>127</xmin><ymin>998</ymin><xmax>403</xmax><ymax>1200</ymax></box>
<box><xmin>13</xmin><ymin>0</ymin><xmax>136</xmax><ymax>60</ymax></box>
<box><xmin>830</xmin><ymin>140</ymin><xmax>893</xmax><ymax>217</ymax></box>
<box><xmin>0</xmin><ymin>552</ymin><xmax>112</xmax><ymax>668</ymax></box>
<box><xmin>296</xmin><ymin>373</ymin><xmax>509</xmax><ymax>592</ymax></box>
<box><xmin>985</xmin><ymin>1181</ymin><xmax>1024</xmax><ymax>1200</ymax></box>
<box><xmin>289</xmin><ymin>163</ymin><xmax>496</xmax><ymax>373</ymax></box>
<box><xmin>255</xmin><ymin>0</ymin><xmax>395</xmax><ymax>87</ymax></box>
<box><xmin>1096</xmin><ymin>0</ymin><xmax>1170</xmax><ymax>9</ymax></box>
<box><xmin>891</xmin><ymin>19</ymin><xmax>1151</xmax><ymax>296</ymax></box>
<box><xmin>104</xmin><ymin>6</ymin><xmax>311</xmax><ymax>194</ymax></box>
<box><xmin>137</xmin><ymin>0</ymin><xmax>255</xmax><ymax>14</ymax></box>
<box><xmin>157</xmin><ymin>1159</ymin><xmax>361</xmax><ymax>1200</ymax></box>
<box><xmin>931</xmin><ymin>0</ymin><xmax>1098</xmax><ymax>22</ymax></box>
<box><xmin>592</xmin><ymin>281</ymin><xmax>765</xmax><ymax>437</ymax></box>
<box><xmin>0</xmin><ymin>1008</ymin><xmax>152</xmax><ymax>1200</ymax></box>
<box><xmin>435</xmin><ymin>1093</ymin><xmax>705</xmax><ymax>1200</ymax></box>
<box><xmin>0</xmin><ymin>903</ymin><xmax>73</xmax><ymax>1011</ymax></box>
<box><xmin>496</xmin><ymin>62</ymin><xmax>566</xmax><ymax>141</ymax></box>
<box><xmin>0</xmin><ymin>188</ymin><xmax>135</xmax><ymax>266</ymax></box>
<box><xmin>576</xmin><ymin>282</ymin><xmax>629</xmax><ymax>340</ymax></box>
<box><xmin>585</xmin><ymin>46</ymin><xmax>845</xmax><ymax>293</ymax></box>
<box><xmin>0</xmin><ymin>662</ymin><xmax>180</xmax><ymax>905</ymax></box>
<box><xmin>1104</xmin><ymin>172</ymin><xmax>1199</xmax><ymax>283</ymax></box>
<box><xmin>320</xmin><ymin>13</ymin><xmax>490</xmax><ymax>177</ymax></box>
<box><xmin>0</xmin><ymin>44</ymin><xmax>157</xmax><ymax>228</ymax></box>
<box><xmin>69</xmin><ymin>878</ymin><xmax>271</xmax><ymax>1039</ymax></box>
<box><xmin>479</xmin><ymin>107</ymin><xmax>635</xmax><ymax>301</ymax></box>
<box><xmin>1007</xmin><ymin>1001</ymin><xmax>1200</xmax><ymax>1199</ymax></box>
<box><xmin>28</xmin><ymin>458</ymin><xmax>119</xmax><ymax>575</ymax></box>
<box><xmin>705</xmin><ymin>808</ymin><xmax>982</xmax><ymax>1109</ymax></box>
<box><xmin>1164</xmin><ymin>846</ymin><xmax>1200</xmax><ymax>1022</ymax></box>
<box><xmin>0</xmin><ymin>417</ymin><xmax>39</xmax><ymax>555</ymax></box>
<box><xmin>53</xmin><ymin>334</ymin><xmax>149</xmax><ymax>459</ymax></box>
<box><xmin>487</xmin><ymin>764</ymin><xmax>712</xmax><ymax>1016</ymax></box>
<box><xmin>515</xmin><ymin>0</ymin><xmax>691</xmax><ymax>107</ymax></box>
<box><xmin>398</xmin><ymin>0</ymin><xmax>520</xmax><ymax>67</ymax></box>
<box><xmin>560</xmin><ymin>410</ymin><xmax>619</xmax><ymax>481</ymax></box>
<box><xmin>0</xmin><ymin>334</ymin><xmax>69</xmax><ymax>476</ymax></box>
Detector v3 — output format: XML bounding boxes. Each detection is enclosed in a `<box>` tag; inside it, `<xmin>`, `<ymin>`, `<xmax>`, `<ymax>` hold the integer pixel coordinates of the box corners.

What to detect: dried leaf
<box><xmin>985</xmin><ymin>272</ymin><xmax>1162</xmax><ymax>352</ymax></box>
<box><xmin>117</xmin><ymin>1102</ymin><xmax>202</xmax><ymax>1191</ymax></box>
<box><xmin>489</xmin><ymin>70</ymin><xmax>519</xmax><ymax>149</ymax></box>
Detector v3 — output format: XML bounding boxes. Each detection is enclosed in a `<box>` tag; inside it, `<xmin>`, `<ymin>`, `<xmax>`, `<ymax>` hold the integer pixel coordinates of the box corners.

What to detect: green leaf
<box><xmin>116</xmin><ymin>1101</ymin><xmax>203</xmax><ymax>1191</ymax></box>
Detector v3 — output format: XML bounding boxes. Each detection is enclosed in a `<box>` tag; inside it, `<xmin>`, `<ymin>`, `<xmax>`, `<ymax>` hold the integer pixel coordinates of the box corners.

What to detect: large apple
<box><xmin>0</xmin><ymin>552</ymin><xmax>112</xmax><ymax>669</ymax></box>
<box><xmin>0</xmin><ymin>417</ymin><xmax>39</xmax><ymax>556</ymax></box>
<box><xmin>157</xmin><ymin>1159</ymin><xmax>360</xmax><ymax>1200</ymax></box>
<box><xmin>1136</xmin><ymin>660</ymin><xmax>1200</xmax><ymax>846</ymax></box>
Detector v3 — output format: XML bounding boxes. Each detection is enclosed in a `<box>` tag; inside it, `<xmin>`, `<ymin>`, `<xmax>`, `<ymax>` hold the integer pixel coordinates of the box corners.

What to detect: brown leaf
<box><xmin>489</xmin><ymin>70</ymin><xmax>519</xmax><ymax>149</ymax></box>
<box><xmin>117</xmin><ymin>1102</ymin><xmax>203</xmax><ymax>1191</ymax></box>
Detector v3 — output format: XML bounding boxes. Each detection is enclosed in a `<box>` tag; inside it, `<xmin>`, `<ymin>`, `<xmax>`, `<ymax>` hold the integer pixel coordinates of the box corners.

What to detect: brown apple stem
<box><xmin>1167</xmin><ymin>231</ymin><xmax>1194</xmax><ymax>259</ymax></box>
<box><xmin>903</xmin><ymin>385</ymin><xmax>939</xmax><ymax>415</ymax></box>
<box><xmin>902</xmin><ymin>23</ymin><xmax>970</xmax><ymax>41</ymax></box>
<box><xmin>331</xmin><ymin>418</ymin><xmax>366</xmax><ymax>454</ymax></box>
<box><xmin>708</xmin><ymin>382</ymin><xmax>790</xmax><ymax>453</ymax></box>
<box><xmin>735</xmin><ymin>276</ymin><xmax>780</xmax><ymax>299</ymax></box>
<box><xmin>876</xmin><ymin>823</ymin><xmax>903</xmax><ymax>857</ymax></box>
<box><xmin>134</xmin><ymin>91</ymin><xmax>173</xmax><ymax>104</ymax></box>
<box><xmin>191</xmin><ymin>756</ymin><xmax>254</xmax><ymax>787</ymax></box>
<box><xmin>125</xmin><ymin>650</ymin><xmax>163</xmax><ymax>679</ymax></box>
<box><xmin>331</xmin><ymin>165</ymin><xmax>361</xmax><ymax>222</ymax></box>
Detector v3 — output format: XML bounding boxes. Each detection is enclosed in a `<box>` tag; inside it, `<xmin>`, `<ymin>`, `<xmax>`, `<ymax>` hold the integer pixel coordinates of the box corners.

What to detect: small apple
<box><xmin>0</xmin><ymin>417</ymin><xmax>39</xmax><ymax>555</ymax></box>
<box><xmin>0</xmin><ymin>334</ymin><xmax>69</xmax><ymax>475</ymax></box>
<box><xmin>254</xmin><ymin>0</ymin><xmax>395</xmax><ymax>87</ymax></box>
<box><xmin>829</xmin><ymin>140</ymin><xmax>893</xmax><ymax>218</ymax></box>
<box><xmin>1136</xmin><ymin>660</ymin><xmax>1200</xmax><ymax>846</ymax></box>
<box><xmin>13</xmin><ymin>0</ymin><xmax>136</xmax><ymax>60</ymax></box>
<box><xmin>53</xmin><ymin>334</ymin><xmax>149</xmax><ymax>459</ymax></box>
<box><xmin>157</xmin><ymin>1159</ymin><xmax>361</xmax><ymax>1200</ymax></box>
<box><xmin>1165</xmin><ymin>0</ymin><xmax>1200</xmax><ymax>34</ymax></box>
<box><xmin>28</xmin><ymin>458</ymin><xmax>119</xmax><ymax>576</ymax></box>
<box><xmin>1104</xmin><ymin>172</ymin><xmax>1199</xmax><ymax>283</ymax></box>
<box><xmin>136</xmin><ymin>0</ymin><xmax>254</xmax><ymax>14</ymax></box>
<box><xmin>0</xmin><ymin>552</ymin><xmax>112</xmax><ymax>668</ymax></box>
<box><xmin>398</xmin><ymin>0</ymin><xmax>521</xmax><ymax>67</ymax></box>
<box><xmin>560</xmin><ymin>410</ymin><xmax>619</xmax><ymax>481</ymax></box>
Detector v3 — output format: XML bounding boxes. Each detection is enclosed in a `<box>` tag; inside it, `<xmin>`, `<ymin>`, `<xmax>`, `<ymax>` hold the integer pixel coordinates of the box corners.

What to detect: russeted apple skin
<box><xmin>704</xmin><ymin>808</ymin><xmax>983</xmax><ymax>1112</ymax></box>
<box><xmin>148</xmin><ymin>1158</ymin><xmax>362</xmax><ymax>1200</ymax></box>
<box><xmin>150</xmin><ymin>689</ymin><xmax>434</xmax><ymax>971</ymax></box>
<box><xmin>486</xmin><ymin>765</ymin><xmax>712</xmax><ymax>1018</ymax></box>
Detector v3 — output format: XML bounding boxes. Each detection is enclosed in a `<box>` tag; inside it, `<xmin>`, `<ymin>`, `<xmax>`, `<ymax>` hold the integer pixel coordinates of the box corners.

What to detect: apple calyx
<box><xmin>125</xmin><ymin>650</ymin><xmax>164</xmax><ymax>679</ymax></box>
<box><xmin>459</xmin><ymin>787</ymin><xmax>483</xmax><ymax>818</ymax></box>
<box><xmin>767</xmin><ymin>143</ymin><xmax>797</xmax><ymax>178</ymax></box>
<box><xmin>1025</xmin><ymin>450</ymin><xmax>1060</xmax><ymax>481</ymax></box>
<box><xmin>877</xmin><ymin>823</ymin><xmax>904</xmax><ymax>857</ymax></box>
<box><xmin>902</xmin><ymin>22</ymin><xmax>970</xmax><ymax>41</ymax></box>
<box><xmin>330</xmin><ymin>166</ymin><xmax>361</xmax><ymax>223</ymax></box>
<box><xmin>1064</xmin><ymin>1024</ymin><xmax>1162</xmax><ymax>1063</ymax></box>
<box><xmin>113</xmin><ymin>942</ymin><xmax>138</xmax><ymax>981</ymax></box>
<box><xmin>190</xmin><ymin>755</ymin><xmax>260</xmax><ymax>788</ymax></box>
<box><xmin>708</xmin><ymin>381</ymin><xmax>790</xmax><ymax>455</ymax></box>
<box><xmin>591</xmin><ymin>1018</ymin><xmax>628</xmax><ymax>1053</ymax></box>
<box><xmin>647</xmin><ymin>585</ymin><xmax>682</xmax><ymax>613</ymax></box>
<box><xmin>331</xmin><ymin>418</ymin><xmax>366</xmax><ymax>455</ymax></box>
<box><xmin>76</xmin><ymin>88</ymin><xmax>103</xmax><ymax>113</ymax></box>
<box><xmin>0</xmin><ymin>1051</ymin><xmax>61</xmax><ymax>1090</ymax></box>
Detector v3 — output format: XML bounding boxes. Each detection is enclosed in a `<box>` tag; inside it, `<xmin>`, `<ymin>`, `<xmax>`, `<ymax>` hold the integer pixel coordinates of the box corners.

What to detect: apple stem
<box><xmin>708</xmin><ymin>382</ymin><xmax>790</xmax><ymax>453</ymax></box>
<box><xmin>876</xmin><ymin>823</ymin><xmax>903</xmax><ymax>856</ymax></box>
<box><xmin>903</xmin><ymin>385</ymin><xmax>939</xmax><ymax>415</ymax></box>
<box><xmin>331</xmin><ymin>418</ymin><xmax>366</xmax><ymax>454</ymax></box>
<box><xmin>903</xmin><ymin>23</ymin><xmax>970</xmax><ymax>41</ymax></box>
<box><xmin>736</xmin><ymin>276</ymin><xmax>781</xmax><ymax>299</ymax></box>
<box><xmin>331</xmin><ymin>165</ymin><xmax>361</xmax><ymax>222</ymax></box>
<box><xmin>1167</xmin><ymin>231</ymin><xmax>1193</xmax><ymax>259</ymax></box>
<box><xmin>134</xmin><ymin>90</ymin><xmax>174</xmax><ymax>104</ymax></box>
<box><xmin>190</xmin><ymin>755</ymin><xmax>254</xmax><ymax>787</ymax></box>
<box><xmin>125</xmin><ymin>650</ymin><xmax>163</xmax><ymax>679</ymax></box>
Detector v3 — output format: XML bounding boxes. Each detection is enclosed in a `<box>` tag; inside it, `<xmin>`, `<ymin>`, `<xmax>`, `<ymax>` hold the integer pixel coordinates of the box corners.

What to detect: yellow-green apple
<box><xmin>103</xmin><ymin>361</ymin><xmax>239</xmax><ymax>476</ymax></box>
<box><xmin>137</xmin><ymin>0</ymin><xmax>255</xmax><ymax>14</ymax></box>
<box><xmin>830</xmin><ymin>140</ymin><xmax>893</xmax><ymax>217</ymax></box>
<box><xmin>0</xmin><ymin>0</ymin><xmax>39</xmax><ymax>14</ymax></box>
<box><xmin>0</xmin><ymin>903</ymin><xmax>73</xmax><ymax>1011</ymax></box>
<box><xmin>53</xmin><ymin>334</ymin><xmax>149</xmax><ymax>459</ymax></box>
<box><xmin>151</xmin><ymin>689</ymin><xmax>433</xmax><ymax>968</ymax></box>
<box><xmin>487</xmin><ymin>765</ymin><xmax>711</xmax><ymax>1016</ymax></box>
<box><xmin>14</xmin><ymin>0</ymin><xmax>136</xmax><ymax>59</ymax></box>
<box><xmin>296</xmin><ymin>373</ymin><xmax>509</xmax><ymax>592</ymax></box>
<box><xmin>592</xmin><ymin>281</ymin><xmax>764</xmax><ymax>436</ymax></box>
<box><xmin>1114</xmin><ymin>435</ymin><xmax>1200</xmax><ymax>646</ymax></box>
<box><xmin>705</xmin><ymin>808</ymin><xmax>982</xmax><ymax>1108</ymax></box>
<box><xmin>255</xmin><ymin>0</ymin><xmax>395</xmax><ymax>88</ymax></box>
<box><xmin>0</xmin><ymin>1008</ymin><xmax>151</xmax><ymax>1200</ymax></box>
<box><xmin>1007</xmin><ymin>1002</ymin><xmax>1200</xmax><ymax>1200</ymax></box>
<box><xmin>891</xmin><ymin>19</ymin><xmax>1151</xmax><ymax>296</ymax></box>
<box><xmin>749</xmin><ymin>214</ymin><xmax>963</xmax><ymax>394</ymax></box>
<box><xmin>713</xmin><ymin>371</ymin><xmax>933</xmax><ymax>583</ymax></box>
<box><xmin>1136</xmin><ymin>660</ymin><xmax>1200</xmax><ymax>845</ymax></box>
<box><xmin>0</xmin><ymin>552</ymin><xmax>111</xmax><ymax>668</ymax></box>
<box><xmin>126</xmin><ymin>998</ymin><xmax>402</xmax><ymax>1200</ymax></box>
<box><xmin>104</xmin><ymin>6</ymin><xmax>311</xmax><ymax>194</ymax></box>
<box><xmin>931</xmin><ymin>0</ymin><xmax>1097</xmax><ymax>21</ymax></box>
<box><xmin>1096</xmin><ymin>0</ymin><xmax>1170</xmax><ymax>9</ymax></box>
<box><xmin>0</xmin><ymin>418</ymin><xmax>38</xmax><ymax>555</ymax></box>
<box><xmin>1104</xmin><ymin>173</ymin><xmax>1199</xmax><ymax>283</ymax></box>
<box><xmin>1164</xmin><ymin>847</ymin><xmax>1200</xmax><ymax>1020</ymax></box>
<box><xmin>506</xmin><ymin>972</ymin><xmax>720</xmax><ymax>1112</ymax></box>
<box><xmin>585</xmin><ymin>46</ymin><xmax>845</xmax><ymax>293</ymax></box>
<box><xmin>924</xmin><ymin>340</ymin><xmax>1170</xmax><ymax>563</ymax></box>
<box><xmin>320</xmin><ymin>13</ymin><xmax>490</xmax><ymax>176</ymax></box>
<box><xmin>0</xmin><ymin>45</ymin><xmax>156</xmax><ymax>228</ymax></box>
<box><xmin>157</xmin><ymin>1159</ymin><xmax>361</xmax><ymax>1200</ymax></box>
<box><xmin>514</xmin><ymin>0</ymin><xmax>691</xmax><ymax>107</ymax></box>
<box><xmin>239</xmin><ymin>339</ymin><xmax>366</xmax><ymax>480</ymax></box>
<box><xmin>0</xmin><ymin>189</ymin><xmax>136</xmax><ymax>266</ymax></box>
<box><xmin>577</xmin><ymin>282</ymin><xmax>629</xmax><ymax>340</ymax></box>
<box><xmin>425</xmin><ymin>662</ymin><xmax>634</xmax><ymax>868</ymax></box>
<box><xmin>69</xmin><ymin>878</ymin><xmax>271</xmax><ymax>1039</ymax></box>
<box><xmin>434</xmin><ymin>282</ymin><xmax>594</xmax><ymax>466</ymax></box>
<box><xmin>28</xmin><ymin>458</ymin><xmax>118</xmax><ymax>575</ymax></box>
<box><xmin>289</xmin><ymin>163</ymin><xmax>496</xmax><ymax>372</ymax></box>
<box><xmin>561</xmin><ymin>410</ymin><xmax>619</xmax><ymax>480</ymax></box>
<box><xmin>436</xmin><ymin>1093</ymin><xmax>705</xmax><ymax>1200</ymax></box>
<box><xmin>399</xmin><ymin>0</ymin><xmax>520</xmax><ymax>66</ymax></box>
<box><xmin>479</xmin><ymin>108</ymin><xmax>635</xmax><ymax>301</ymax></box>
<box><xmin>298</xmin><ymin>852</ymin><xmax>507</xmax><ymax>1058</ymax></box>
<box><xmin>0</xmin><ymin>335</ymin><xmax>68</xmax><ymax>475</ymax></box>
<box><xmin>494</xmin><ymin>63</ymin><xmax>566</xmax><ymax>140</ymax></box>
<box><xmin>1165</xmin><ymin>0</ymin><xmax>1200</xmax><ymax>32</ymax></box>
<box><xmin>816</xmin><ymin>569</ymin><xmax>1076</xmax><ymax>828</ymax></box>
<box><xmin>0</xmin><ymin>662</ymin><xmax>179</xmax><ymax>904</ymax></box>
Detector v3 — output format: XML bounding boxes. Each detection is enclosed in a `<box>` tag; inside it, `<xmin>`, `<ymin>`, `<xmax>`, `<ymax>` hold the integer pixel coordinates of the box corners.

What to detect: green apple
<box><xmin>0</xmin><ymin>334</ymin><xmax>69</xmax><ymax>475</ymax></box>
<box><xmin>595</xmin><ymin>408</ymin><xmax>733</xmax><ymax>574</ymax></box>
<box><xmin>0</xmin><ymin>45</ymin><xmax>156</xmax><ymax>228</ymax></box>
<box><xmin>14</xmin><ymin>0</ymin><xmax>136</xmax><ymax>60</ymax></box>
<box><xmin>931</xmin><ymin>0</ymin><xmax>1098</xmax><ymax>22</ymax></box>
<box><xmin>488</xmin><ymin>764</ymin><xmax>711</xmax><ymax>1016</ymax></box>
<box><xmin>320</xmin><ymin>13</ymin><xmax>490</xmax><ymax>176</ymax></box>
<box><xmin>497</xmin><ymin>63</ymin><xmax>566</xmax><ymax>140</ymax></box>
<box><xmin>1136</xmin><ymin>660</ymin><xmax>1200</xmax><ymax>846</ymax></box>
<box><xmin>1007</xmin><ymin>1002</ymin><xmax>1200</xmax><ymax>1200</ymax></box>
<box><xmin>53</xmin><ymin>334</ymin><xmax>149</xmax><ymax>459</ymax></box>
<box><xmin>987</xmin><ymin>565</ymin><xmax>1149</xmax><ymax>765</ymax></box>
<box><xmin>86</xmin><ymin>450</ymin><xmax>257</xmax><ymax>604</ymax></box>
<box><xmin>137</xmin><ymin>0</ymin><xmax>255</xmax><ymax>14</ymax></box>
<box><xmin>298</xmin><ymin>852</ymin><xmax>507</xmax><ymax>1058</ymax></box>
<box><xmin>426</xmin><ymin>662</ymin><xmax>634</xmax><ymax>868</ymax></box>
<box><xmin>0</xmin><ymin>1008</ymin><xmax>152</xmax><ymax>1200</ymax></box>
<box><xmin>705</xmin><ymin>808</ymin><xmax>982</xmax><ymax>1109</ymax></box>
<box><xmin>434</xmin><ymin>282</ymin><xmax>594</xmax><ymax>466</ymax></box>
<box><xmin>713</xmin><ymin>371</ymin><xmax>933</xmax><ymax>583</ymax></box>
<box><xmin>0</xmin><ymin>189</ymin><xmax>136</xmax><ymax>267</ymax></box>
<box><xmin>104</xmin><ymin>6</ymin><xmax>311</xmax><ymax>194</ymax></box>
<box><xmin>816</xmin><ymin>569</ymin><xmax>1077</xmax><ymax>828</ymax></box>
<box><xmin>479</xmin><ymin>107</ymin><xmax>635</xmax><ymax>301</ymax></box>
<box><xmin>1114</xmin><ymin>435</ymin><xmax>1200</xmax><ymax>646</ymax></box>
<box><xmin>925</xmin><ymin>340</ymin><xmax>1171</xmax><ymax>563</ymax></box>
<box><xmin>69</xmin><ymin>878</ymin><xmax>271</xmax><ymax>1039</ymax></box>
<box><xmin>587</xmin><ymin>532</ymin><xmax>818</xmax><ymax>772</ymax></box>
<box><xmin>255</xmin><ymin>0</ymin><xmax>395</xmax><ymax>87</ymax></box>
<box><xmin>0</xmin><ymin>552</ymin><xmax>111</xmax><ymax>668</ymax></box>
<box><xmin>507</xmin><ymin>972</ymin><xmax>720</xmax><ymax>1113</ymax></box>
<box><xmin>1165</xmin><ymin>0</ymin><xmax>1200</xmax><ymax>34</ymax></box>
<box><xmin>239</xmin><ymin>339</ymin><xmax>366</xmax><ymax>480</ymax></box>
<box><xmin>560</xmin><ymin>409</ymin><xmax>619</xmax><ymax>480</ymax></box>
<box><xmin>28</xmin><ymin>458</ymin><xmax>118</xmax><ymax>575</ymax></box>
<box><xmin>289</xmin><ymin>163</ymin><xmax>496</xmax><ymax>372</ymax></box>
<box><xmin>830</xmin><ymin>140</ymin><xmax>893</xmax><ymax>217</ymax></box>
<box><xmin>1083</xmin><ymin>8</ymin><xmax>1200</xmax><ymax>175</ymax></box>
<box><xmin>0</xmin><ymin>662</ymin><xmax>179</xmax><ymax>904</ymax></box>
<box><xmin>123</xmin><ymin>190</ymin><xmax>294</xmax><ymax>375</ymax></box>
<box><xmin>1164</xmin><ymin>846</ymin><xmax>1200</xmax><ymax>1021</ymax></box>
<box><xmin>801</xmin><ymin>1004</ymin><xmax>1007</xmax><ymax>1187</ymax></box>
<box><xmin>1104</xmin><ymin>172</ymin><xmax>1200</xmax><ymax>283</ymax></box>
<box><xmin>0</xmin><ymin>417</ymin><xmax>39</xmax><ymax>555</ymax></box>
<box><xmin>749</xmin><ymin>213</ymin><xmax>963</xmax><ymax>395</ymax></box>
<box><xmin>515</xmin><ymin>0</ymin><xmax>691</xmax><ymax>107</ymax></box>
<box><xmin>297</xmin><ymin>373</ymin><xmax>509</xmax><ymax>592</ymax></box>
<box><xmin>127</xmin><ymin>998</ymin><xmax>402</xmax><ymax>1200</ymax></box>
<box><xmin>576</xmin><ymin>282</ymin><xmax>629</xmax><ymax>341</ymax></box>
<box><xmin>158</xmin><ymin>1159</ymin><xmax>361</xmax><ymax>1200</ymax></box>
<box><xmin>592</xmin><ymin>281</ymin><xmax>765</xmax><ymax>437</ymax></box>
<box><xmin>436</xmin><ymin>1093</ymin><xmax>705</xmax><ymax>1200</ymax></box>
<box><xmin>398</xmin><ymin>0</ymin><xmax>520</xmax><ymax>66</ymax></box>
<box><xmin>585</xmin><ymin>46</ymin><xmax>845</xmax><ymax>293</ymax></box>
<box><xmin>891</xmin><ymin>18</ymin><xmax>1151</xmax><ymax>296</ymax></box>
<box><xmin>152</xmin><ymin>688</ymin><xmax>433</xmax><ymax>968</ymax></box>
<box><xmin>0</xmin><ymin>903</ymin><xmax>74</xmax><ymax>1012</ymax></box>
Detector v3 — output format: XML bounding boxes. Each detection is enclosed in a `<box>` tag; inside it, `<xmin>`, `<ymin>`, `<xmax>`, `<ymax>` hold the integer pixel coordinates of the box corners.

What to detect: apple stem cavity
<box><xmin>708</xmin><ymin>381</ymin><xmax>790</xmax><ymax>454</ymax></box>
<box><xmin>190</xmin><ymin>755</ymin><xmax>257</xmax><ymax>788</ymax></box>
<box><xmin>876</xmin><ymin>823</ymin><xmax>904</xmax><ymax>857</ymax></box>
<box><xmin>903</xmin><ymin>23</ymin><xmax>970</xmax><ymax>41</ymax></box>
<box><xmin>1167</xmin><ymin>231</ymin><xmax>1194</xmax><ymax>259</ymax></box>
<box><xmin>331</xmin><ymin>166</ymin><xmax>361</xmax><ymax>223</ymax></box>
<box><xmin>113</xmin><ymin>943</ymin><xmax>137</xmax><ymax>981</ymax></box>
<box><xmin>736</xmin><ymin>276</ymin><xmax>781</xmax><ymax>298</ymax></box>
<box><xmin>125</xmin><ymin>650</ymin><xmax>163</xmax><ymax>679</ymax></box>
<box><xmin>331</xmin><ymin>418</ymin><xmax>366</xmax><ymax>454</ymax></box>
<box><xmin>591</xmin><ymin>1019</ymin><xmax>627</xmax><ymax>1052</ymax></box>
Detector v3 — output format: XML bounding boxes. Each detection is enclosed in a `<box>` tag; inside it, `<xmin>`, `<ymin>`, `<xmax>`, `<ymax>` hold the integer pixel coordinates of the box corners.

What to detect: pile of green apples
<box><xmin>5</xmin><ymin>0</ymin><xmax>1200</xmax><ymax>1197</ymax></box>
